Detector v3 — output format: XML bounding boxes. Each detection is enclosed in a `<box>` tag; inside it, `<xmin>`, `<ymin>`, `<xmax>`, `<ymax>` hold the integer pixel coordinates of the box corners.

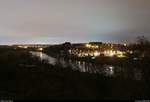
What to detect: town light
<box><xmin>86</xmin><ymin>43</ymin><xmax>99</xmax><ymax>49</ymax></box>
<box><xmin>94</xmin><ymin>51</ymin><xmax>100</xmax><ymax>57</ymax></box>
<box><xmin>38</xmin><ymin>48</ymin><xmax>43</xmax><ymax>51</ymax></box>
<box><xmin>24</xmin><ymin>46</ymin><xmax>28</xmax><ymax>49</ymax></box>
<box><xmin>86</xmin><ymin>43</ymin><xmax>91</xmax><ymax>48</ymax></box>
<box><xmin>124</xmin><ymin>43</ymin><xmax>127</xmax><ymax>46</ymax></box>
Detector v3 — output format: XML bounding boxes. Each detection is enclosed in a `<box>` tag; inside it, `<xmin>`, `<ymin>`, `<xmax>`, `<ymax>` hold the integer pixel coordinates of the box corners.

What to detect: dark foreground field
<box><xmin>0</xmin><ymin>47</ymin><xmax>150</xmax><ymax>100</ymax></box>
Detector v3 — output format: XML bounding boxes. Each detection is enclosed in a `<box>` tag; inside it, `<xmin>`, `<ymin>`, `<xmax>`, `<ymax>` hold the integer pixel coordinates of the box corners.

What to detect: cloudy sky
<box><xmin>0</xmin><ymin>0</ymin><xmax>150</xmax><ymax>44</ymax></box>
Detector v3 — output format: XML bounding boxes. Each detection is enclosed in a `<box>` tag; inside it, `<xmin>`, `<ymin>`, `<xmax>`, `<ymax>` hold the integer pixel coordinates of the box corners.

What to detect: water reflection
<box><xmin>103</xmin><ymin>65</ymin><xmax>114</xmax><ymax>76</ymax></box>
<box><xmin>30</xmin><ymin>51</ymin><xmax>115</xmax><ymax>76</ymax></box>
<box><xmin>30</xmin><ymin>51</ymin><xmax>142</xmax><ymax>80</ymax></box>
<box><xmin>31</xmin><ymin>51</ymin><xmax>56</xmax><ymax>65</ymax></box>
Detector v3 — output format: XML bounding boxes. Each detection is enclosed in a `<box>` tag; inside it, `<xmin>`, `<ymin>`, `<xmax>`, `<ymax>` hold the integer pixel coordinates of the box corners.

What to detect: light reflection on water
<box><xmin>104</xmin><ymin>65</ymin><xmax>114</xmax><ymax>76</ymax></box>
<box><xmin>31</xmin><ymin>51</ymin><xmax>56</xmax><ymax>65</ymax></box>
<box><xmin>30</xmin><ymin>51</ymin><xmax>143</xmax><ymax>80</ymax></box>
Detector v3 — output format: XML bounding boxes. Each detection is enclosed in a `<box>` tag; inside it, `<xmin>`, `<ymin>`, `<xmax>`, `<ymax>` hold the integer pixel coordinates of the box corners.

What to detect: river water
<box><xmin>30</xmin><ymin>51</ymin><xmax>143</xmax><ymax>80</ymax></box>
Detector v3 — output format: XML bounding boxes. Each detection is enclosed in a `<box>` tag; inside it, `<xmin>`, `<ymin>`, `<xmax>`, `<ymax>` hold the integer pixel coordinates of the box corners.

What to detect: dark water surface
<box><xmin>30</xmin><ymin>51</ymin><xmax>143</xmax><ymax>80</ymax></box>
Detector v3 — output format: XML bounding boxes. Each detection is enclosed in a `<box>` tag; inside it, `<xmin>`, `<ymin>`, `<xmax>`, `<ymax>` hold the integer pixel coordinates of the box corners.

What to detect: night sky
<box><xmin>0</xmin><ymin>0</ymin><xmax>150</xmax><ymax>44</ymax></box>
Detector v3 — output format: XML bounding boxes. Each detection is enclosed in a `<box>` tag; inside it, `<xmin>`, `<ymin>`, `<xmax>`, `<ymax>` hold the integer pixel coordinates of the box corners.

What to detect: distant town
<box><xmin>11</xmin><ymin>42</ymin><xmax>130</xmax><ymax>59</ymax></box>
<box><xmin>0</xmin><ymin>36</ymin><xmax>150</xmax><ymax>100</ymax></box>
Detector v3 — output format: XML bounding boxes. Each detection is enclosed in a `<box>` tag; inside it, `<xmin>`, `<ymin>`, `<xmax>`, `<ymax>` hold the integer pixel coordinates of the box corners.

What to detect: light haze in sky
<box><xmin>0</xmin><ymin>0</ymin><xmax>150</xmax><ymax>44</ymax></box>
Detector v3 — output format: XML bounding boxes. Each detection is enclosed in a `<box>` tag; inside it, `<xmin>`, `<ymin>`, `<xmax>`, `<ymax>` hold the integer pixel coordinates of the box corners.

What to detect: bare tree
<box><xmin>136</xmin><ymin>36</ymin><xmax>149</xmax><ymax>45</ymax></box>
<box><xmin>135</xmin><ymin>36</ymin><xmax>149</xmax><ymax>52</ymax></box>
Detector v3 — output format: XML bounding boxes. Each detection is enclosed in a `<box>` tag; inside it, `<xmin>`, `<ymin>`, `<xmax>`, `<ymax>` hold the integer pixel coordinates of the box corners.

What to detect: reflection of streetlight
<box><xmin>40</xmin><ymin>52</ymin><xmax>43</xmax><ymax>59</ymax></box>
<box><xmin>104</xmin><ymin>65</ymin><xmax>114</xmax><ymax>76</ymax></box>
<box><xmin>109</xmin><ymin>66</ymin><xmax>114</xmax><ymax>75</ymax></box>
<box><xmin>109</xmin><ymin>66</ymin><xmax>113</xmax><ymax>72</ymax></box>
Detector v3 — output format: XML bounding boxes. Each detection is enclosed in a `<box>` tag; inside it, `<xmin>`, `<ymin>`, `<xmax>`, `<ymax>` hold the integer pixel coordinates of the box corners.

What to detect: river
<box><xmin>30</xmin><ymin>51</ymin><xmax>143</xmax><ymax>80</ymax></box>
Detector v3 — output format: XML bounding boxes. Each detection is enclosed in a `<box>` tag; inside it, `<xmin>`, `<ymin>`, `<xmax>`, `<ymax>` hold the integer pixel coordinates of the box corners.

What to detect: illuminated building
<box><xmin>70</xmin><ymin>43</ymin><xmax>127</xmax><ymax>58</ymax></box>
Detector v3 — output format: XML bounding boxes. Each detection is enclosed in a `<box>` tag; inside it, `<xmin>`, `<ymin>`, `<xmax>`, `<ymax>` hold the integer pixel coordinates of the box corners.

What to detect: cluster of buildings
<box><xmin>13</xmin><ymin>42</ymin><xmax>132</xmax><ymax>58</ymax></box>
<box><xmin>68</xmin><ymin>42</ymin><xmax>128</xmax><ymax>58</ymax></box>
